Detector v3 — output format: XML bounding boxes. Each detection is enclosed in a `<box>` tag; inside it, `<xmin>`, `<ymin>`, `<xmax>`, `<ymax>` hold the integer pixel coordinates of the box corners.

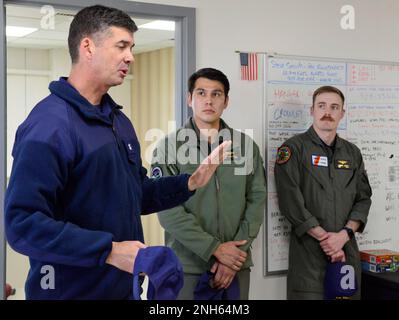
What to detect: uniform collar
<box><xmin>185</xmin><ymin>117</ymin><xmax>228</xmax><ymax>132</ymax></box>
<box><xmin>183</xmin><ymin>117</ymin><xmax>231</xmax><ymax>155</ymax></box>
<box><xmin>306</xmin><ymin>126</ymin><xmax>343</xmax><ymax>150</ymax></box>
<box><xmin>49</xmin><ymin>77</ymin><xmax>122</xmax><ymax>126</ymax></box>
<box><xmin>184</xmin><ymin>117</ymin><xmax>230</xmax><ymax>145</ymax></box>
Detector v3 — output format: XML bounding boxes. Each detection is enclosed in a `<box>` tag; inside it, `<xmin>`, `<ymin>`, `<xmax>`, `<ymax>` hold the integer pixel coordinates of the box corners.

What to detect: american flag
<box><xmin>240</xmin><ymin>52</ymin><xmax>258</xmax><ymax>80</ymax></box>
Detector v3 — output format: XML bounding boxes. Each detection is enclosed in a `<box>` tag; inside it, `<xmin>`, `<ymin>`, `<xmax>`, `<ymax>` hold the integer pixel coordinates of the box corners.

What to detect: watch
<box><xmin>343</xmin><ymin>226</ymin><xmax>354</xmax><ymax>239</ymax></box>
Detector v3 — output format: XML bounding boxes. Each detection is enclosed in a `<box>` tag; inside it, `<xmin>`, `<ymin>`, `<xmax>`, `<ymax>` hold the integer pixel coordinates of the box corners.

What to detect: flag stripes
<box><xmin>240</xmin><ymin>52</ymin><xmax>258</xmax><ymax>80</ymax></box>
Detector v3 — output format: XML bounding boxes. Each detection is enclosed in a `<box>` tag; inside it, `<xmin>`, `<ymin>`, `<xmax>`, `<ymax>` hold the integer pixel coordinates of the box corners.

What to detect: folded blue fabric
<box><xmin>324</xmin><ymin>262</ymin><xmax>357</xmax><ymax>300</ymax></box>
<box><xmin>132</xmin><ymin>246</ymin><xmax>184</xmax><ymax>300</ymax></box>
<box><xmin>194</xmin><ymin>271</ymin><xmax>240</xmax><ymax>300</ymax></box>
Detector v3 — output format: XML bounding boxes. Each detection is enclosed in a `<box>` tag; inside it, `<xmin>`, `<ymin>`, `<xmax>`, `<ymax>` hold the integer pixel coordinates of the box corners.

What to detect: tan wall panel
<box><xmin>131</xmin><ymin>47</ymin><xmax>175</xmax><ymax>246</ymax></box>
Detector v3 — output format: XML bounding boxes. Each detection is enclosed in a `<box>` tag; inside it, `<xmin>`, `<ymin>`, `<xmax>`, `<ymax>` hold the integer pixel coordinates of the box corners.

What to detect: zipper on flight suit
<box><xmin>204</xmin><ymin>141</ymin><xmax>222</xmax><ymax>242</ymax></box>
<box><xmin>202</xmin><ymin>137</ymin><xmax>223</xmax><ymax>242</ymax></box>
<box><xmin>330</xmin><ymin>162</ymin><xmax>337</xmax><ymax>229</ymax></box>
<box><xmin>328</xmin><ymin>149</ymin><xmax>337</xmax><ymax>230</ymax></box>
<box><xmin>215</xmin><ymin>171</ymin><xmax>222</xmax><ymax>241</ymax></box>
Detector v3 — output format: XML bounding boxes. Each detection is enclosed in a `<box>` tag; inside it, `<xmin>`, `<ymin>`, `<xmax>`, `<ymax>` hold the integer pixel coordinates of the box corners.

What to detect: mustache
<box><xmin>320</xmin><ymin>116</ymin><xmax>334</xmax><ymax>121</ymax></box>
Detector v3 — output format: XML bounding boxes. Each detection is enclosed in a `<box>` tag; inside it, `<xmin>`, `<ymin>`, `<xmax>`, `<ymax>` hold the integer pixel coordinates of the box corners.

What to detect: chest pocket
<box><xmin>333</xmin><ymin>158</ymin><xmax>356</xmax><ymax>188</ymax></box>
<box><xmin>336</xmin><ymin>167</ymin><xmax>356</xmax><ymax>189</ymax></box>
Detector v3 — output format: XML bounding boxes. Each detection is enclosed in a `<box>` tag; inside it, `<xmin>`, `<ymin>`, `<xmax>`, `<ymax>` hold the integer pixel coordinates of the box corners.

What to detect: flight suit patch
<box><xmin>276</xmin><ymin>146</ymin><xmax>291</xmax><ymax>164</ymax></box>
<box><xmin>151</xmin><ymin>166</ymin><xmax>163</xmax><ymax>178</ymax></box>
<box><xmin>312</xmin><ymin>155</ymin><xmax>328</xmax><ymax>167</ymax></box>
<box><xmin>336</xmin><ymin>160</ymin><xmax>351</xmax><ymax>169</ymax></box>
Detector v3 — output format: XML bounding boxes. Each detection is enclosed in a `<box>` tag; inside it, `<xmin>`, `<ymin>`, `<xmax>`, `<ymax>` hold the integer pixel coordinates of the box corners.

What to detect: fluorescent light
<box><xmin>6</xmin><ymin>26</ymin><xmax>38</xmax><ymax>37</ymax></box>
<box><xmin>139</xmin><ymin>20</ymin><xmax>175</xmax><ymax>31</ymax></box>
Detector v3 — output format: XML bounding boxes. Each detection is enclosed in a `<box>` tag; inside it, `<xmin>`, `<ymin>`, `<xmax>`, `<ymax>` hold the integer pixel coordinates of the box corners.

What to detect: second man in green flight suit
<box><xmin>151</xmin><ymin>68</ymin><xmax>266</xmax><ymax>300</ymax></box>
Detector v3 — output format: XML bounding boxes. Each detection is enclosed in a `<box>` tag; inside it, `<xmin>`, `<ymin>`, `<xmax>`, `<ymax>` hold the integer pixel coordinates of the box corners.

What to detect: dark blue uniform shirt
<box><xmin>5</xmin><ymin>78</ymin><xmax>194</xmax><ymax>299</ymax></box>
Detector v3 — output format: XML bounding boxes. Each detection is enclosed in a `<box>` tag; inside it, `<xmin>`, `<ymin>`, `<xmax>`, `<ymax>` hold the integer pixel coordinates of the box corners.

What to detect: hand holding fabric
<box><xmin>329</xmin><ymin>249</ymin><xmax>346</xmax><ymax>263</ymax></box>
<box><xmin>105</xmin><ymin>241</ymin><xmax>147</xmax><ymax>274</ymax></box>
<box><xmin>320</xmin><ymin>231</ymin><xmax>349</xmax><ymax>256</ymax></box>
<box><xmin>210</xmin><ymin>261</ymin><xmax>237</xmax><ymax>289</ymax></box>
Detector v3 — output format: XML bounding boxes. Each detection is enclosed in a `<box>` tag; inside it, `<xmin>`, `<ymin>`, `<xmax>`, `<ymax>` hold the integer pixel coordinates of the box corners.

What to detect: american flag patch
<box><xmin>312</xmin><ymin>155</ymin><xmax>328</xmax><ymax>167</ymax></box>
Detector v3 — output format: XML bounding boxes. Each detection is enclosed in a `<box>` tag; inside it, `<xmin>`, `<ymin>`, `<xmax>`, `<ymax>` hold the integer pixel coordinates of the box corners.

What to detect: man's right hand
<box><xmin>210</xmin><ymin>261</ymin><xmax>236</xmax><ymax>289</ymax></box>
<box><xmin>329</xmin><ymin>249</ymin><xmax>346</xmax><ymax>263</ymax></box>
<box><xmin>188</xmin><ymin>141</ymin><xmax>232</xmax><ymax>191</ymax></box>
<box><xmin>213</xmin><ymin>240</ymin><xmax>247</xmax><ymax>270</ymax></box>
<box><xmin>105</xmin><ymin>241</ymin><xmax>147</xmax><ymax>273</ymax></box>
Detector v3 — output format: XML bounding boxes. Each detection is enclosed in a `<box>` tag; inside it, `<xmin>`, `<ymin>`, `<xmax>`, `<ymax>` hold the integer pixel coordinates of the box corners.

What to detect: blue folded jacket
<box><xmin>194</xmin><ymin>271</ymin><xmax>240</xmax><ymax>300</ymax></box>
<box><xmin>133</xmin><ymin>246</ymin><xmax>184</xmax><ymax>300</ymax></box>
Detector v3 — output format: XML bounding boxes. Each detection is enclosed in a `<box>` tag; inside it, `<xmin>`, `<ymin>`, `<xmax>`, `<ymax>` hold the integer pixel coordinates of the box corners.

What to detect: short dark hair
<box><xmin>68</xmin><ymin>5</ymin><xmax>138</xmax><ymax>64</ymax></box>
<box><xmin>188</xmin><ymin>68</ymin><xmax>230</xmax><ymax>97</ymax></box>
<box><xmin>312</xmin><ymin>86</ymin><xmax>345</xmax><ymax>106</ymax></box>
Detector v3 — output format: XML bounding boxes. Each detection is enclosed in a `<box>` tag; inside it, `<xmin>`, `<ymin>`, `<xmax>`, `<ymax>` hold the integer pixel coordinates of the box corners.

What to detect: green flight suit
<box><xmin>274</xmin><ymin>126</ymin><xmax>372</xmax><ymax>299</ymax></box>
<box><xmin>151</xmin><ymin>118</ymin><xmax>266</xmax><ymax>298</ymax></box>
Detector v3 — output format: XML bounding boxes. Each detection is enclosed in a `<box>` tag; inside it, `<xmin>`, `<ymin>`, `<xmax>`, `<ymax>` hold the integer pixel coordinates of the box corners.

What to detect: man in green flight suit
<box><xmin>274</xmin><ymin>85</ymin><xmax>372</xmax><ymax>300</ymax></box>
<box><xmin>151</xmin><ymin>68</ymin><xmax>266</xmax><ymax>300</ymax></box>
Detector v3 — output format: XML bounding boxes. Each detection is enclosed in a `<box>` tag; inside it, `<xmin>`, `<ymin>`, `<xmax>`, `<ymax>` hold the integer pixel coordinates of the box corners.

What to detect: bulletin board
<box><xmin>264</xmin><ymin>54</ymin><xmax>399</xmax><ymax>275</ymax></box>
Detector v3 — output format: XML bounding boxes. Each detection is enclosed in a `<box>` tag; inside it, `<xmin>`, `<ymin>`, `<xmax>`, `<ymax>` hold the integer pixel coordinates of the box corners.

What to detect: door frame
<box><xmin>0</xmin><ymin>0</ymin><xmax>195</xmax><ymax>299</ymax></box>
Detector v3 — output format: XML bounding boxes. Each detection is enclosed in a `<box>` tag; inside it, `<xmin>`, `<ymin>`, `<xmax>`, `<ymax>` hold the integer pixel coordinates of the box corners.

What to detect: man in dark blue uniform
<box><xmin>4</xmin><ymin>5</ymin><xmax>229</xmax><ymax>300</ymax></box>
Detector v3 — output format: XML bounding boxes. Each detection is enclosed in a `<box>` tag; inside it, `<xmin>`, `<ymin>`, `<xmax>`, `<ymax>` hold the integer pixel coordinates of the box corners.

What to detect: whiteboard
<box><xmin>264</xmin><ymin>54</ymin><xmax>399</xmax><ymax>275</ymax></box>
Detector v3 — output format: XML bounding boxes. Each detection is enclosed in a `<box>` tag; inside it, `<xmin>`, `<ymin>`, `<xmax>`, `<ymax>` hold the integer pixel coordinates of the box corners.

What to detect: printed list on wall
<box><xmin>265</xmin><ymin>56</ymin><xmax>399</xmax><ymax>274</ymax></box>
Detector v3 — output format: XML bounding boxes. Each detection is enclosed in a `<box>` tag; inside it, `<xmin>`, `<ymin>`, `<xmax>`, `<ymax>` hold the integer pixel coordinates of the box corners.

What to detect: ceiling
<box><xmin>6</xmin><ymin>4</ymin><xmax>175</xmax><ymax>53</ymax></box>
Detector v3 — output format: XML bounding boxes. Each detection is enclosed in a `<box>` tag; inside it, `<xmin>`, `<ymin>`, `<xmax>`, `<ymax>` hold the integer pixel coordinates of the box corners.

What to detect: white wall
<box><xmin>129</xmin><ymin>0</ymin><xmax>399</xmax><ymax>299</ymax></box>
